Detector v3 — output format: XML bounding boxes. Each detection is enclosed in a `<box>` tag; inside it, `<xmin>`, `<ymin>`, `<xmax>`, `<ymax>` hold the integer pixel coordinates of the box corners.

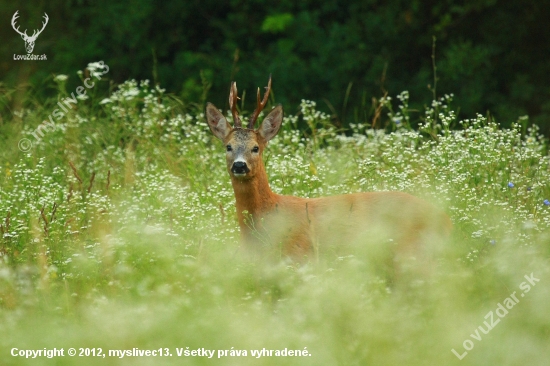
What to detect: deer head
<box><xmin>12</xmin><ymin>11</ymin><xmax>49</xmax><ymax>54</ymax></box>
<box><xmin>206</xmin><ymin>76</ymin><xmax>283</xmax><ymax>180</ymax></box>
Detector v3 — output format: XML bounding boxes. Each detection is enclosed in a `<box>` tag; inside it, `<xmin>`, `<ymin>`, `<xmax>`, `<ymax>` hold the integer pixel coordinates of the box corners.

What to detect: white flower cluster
<box><xmin>1</xmin><ymin>85</ymin><xmax>549</xmax><ymax>289</ymax></box>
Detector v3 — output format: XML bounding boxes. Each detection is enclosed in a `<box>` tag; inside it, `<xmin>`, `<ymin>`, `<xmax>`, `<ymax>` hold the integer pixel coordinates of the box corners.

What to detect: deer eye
<box><xmin>226</xmin><ymin>145</ymin><xmax>232</xmax><ymax>152</ymax></box>
<box><xmin>252</xmin><ymin>146</ymin><xmax>259</xmax><ymax>153</ymax></box>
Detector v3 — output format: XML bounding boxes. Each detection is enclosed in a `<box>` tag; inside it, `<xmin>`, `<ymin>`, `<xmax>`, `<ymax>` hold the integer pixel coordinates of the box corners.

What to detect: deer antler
<box><xmin>11</xmin><ymin>11</ymin><xmax>48</xmax><ymax>40</ymax></box>
<box><xmin>229</xmin><ymin>81</ymin><xmax>242</xmax><ymax>128</ymax></box>
<box><xmin>32</xmin><ymin>13</ymin><xmax>49</xmax><ymax>39</ymax></box>
<box><xmin>248</xmin><ymin>75</ymin><xmax>272</xmax><ymax>129</ymax></box>
<box><xmin>11</xmin><ymin>11</ymin><xmax>27</xmax><ymax>37</ymax></box>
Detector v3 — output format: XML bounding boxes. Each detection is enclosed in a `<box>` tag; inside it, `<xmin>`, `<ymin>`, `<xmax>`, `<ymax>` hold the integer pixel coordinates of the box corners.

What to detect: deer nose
<box><xmin>231</xmin><ymin>161</ymin><xmax>249</xmax><ymax>175</ymax></box>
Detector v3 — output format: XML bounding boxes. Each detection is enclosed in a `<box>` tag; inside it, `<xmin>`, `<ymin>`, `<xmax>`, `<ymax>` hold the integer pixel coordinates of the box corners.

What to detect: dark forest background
<box><xmin>1</xmin><ymin>0</ymin><xmax>550</xmax><ymax>132</ymax></box>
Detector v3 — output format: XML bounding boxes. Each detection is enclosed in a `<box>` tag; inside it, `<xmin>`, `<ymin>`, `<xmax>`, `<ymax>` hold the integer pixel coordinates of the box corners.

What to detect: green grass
<box><xmin>1</xmin><ymin>66</ymin><xmax>550</xmax><ymax>365</ymax></box>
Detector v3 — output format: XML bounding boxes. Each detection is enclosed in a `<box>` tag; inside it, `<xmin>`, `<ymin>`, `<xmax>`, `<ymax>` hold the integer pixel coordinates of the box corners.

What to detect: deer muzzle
<box><xmin>231</xmin><ymin>161</ymin><xmax>250</xmax><ymax>176</ymax></box>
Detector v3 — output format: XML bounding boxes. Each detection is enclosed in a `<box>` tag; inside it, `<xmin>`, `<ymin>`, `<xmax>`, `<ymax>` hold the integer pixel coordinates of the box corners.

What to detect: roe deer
<box><xmin>206</xmin><ymin>77</ymin><xmax>452</xmax><ymax>269</ymax></box>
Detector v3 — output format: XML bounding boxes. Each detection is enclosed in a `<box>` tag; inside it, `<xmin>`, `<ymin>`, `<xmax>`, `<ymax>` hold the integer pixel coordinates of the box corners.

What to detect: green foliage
<box><xmin>0</xmin><ymin>69</ymin><xmax>550</xmax><ymax>364</ymax></box>
<box><xmin>262</xmin><ymin>13</ymin><xmax>294</xmax><ymax>33</ymax></box>
<box><xmin>2</xmin><ymin>0</ymin><xmax>550</xmax><ymax>134</ymax></box>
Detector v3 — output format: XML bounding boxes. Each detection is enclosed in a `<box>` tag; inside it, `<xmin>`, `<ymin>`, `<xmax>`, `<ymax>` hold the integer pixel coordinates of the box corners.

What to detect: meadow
<box><xmin>0</xmin><ymin>63</ymin><xmax>549</xmax><ymax>365</ymax></box>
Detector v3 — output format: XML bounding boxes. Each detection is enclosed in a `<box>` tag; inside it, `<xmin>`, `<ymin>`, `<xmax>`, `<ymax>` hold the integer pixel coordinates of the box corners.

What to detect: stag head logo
<box><xmin>11</xmin><ymin>11</ymin><xmax>49</xmax><ymax>54</ymax></box>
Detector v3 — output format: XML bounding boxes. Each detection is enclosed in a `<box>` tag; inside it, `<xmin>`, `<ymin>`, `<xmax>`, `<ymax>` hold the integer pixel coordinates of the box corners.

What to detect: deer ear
<box><xmin>258</xmin><ymin>104</ymin><xmax>283</xmax><ymax>141</ymax></box>
<box><xmin>206</xmin><ymin>103</ymin><xmax>232</xmax><ymax>141</ymax></box>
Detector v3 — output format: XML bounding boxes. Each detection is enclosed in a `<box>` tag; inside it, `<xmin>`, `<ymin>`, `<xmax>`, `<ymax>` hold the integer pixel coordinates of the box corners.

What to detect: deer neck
<box><xmin>230</xmin><ymin>162</ymin><xmax>278</xmax><ymax>221</ymax></box>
